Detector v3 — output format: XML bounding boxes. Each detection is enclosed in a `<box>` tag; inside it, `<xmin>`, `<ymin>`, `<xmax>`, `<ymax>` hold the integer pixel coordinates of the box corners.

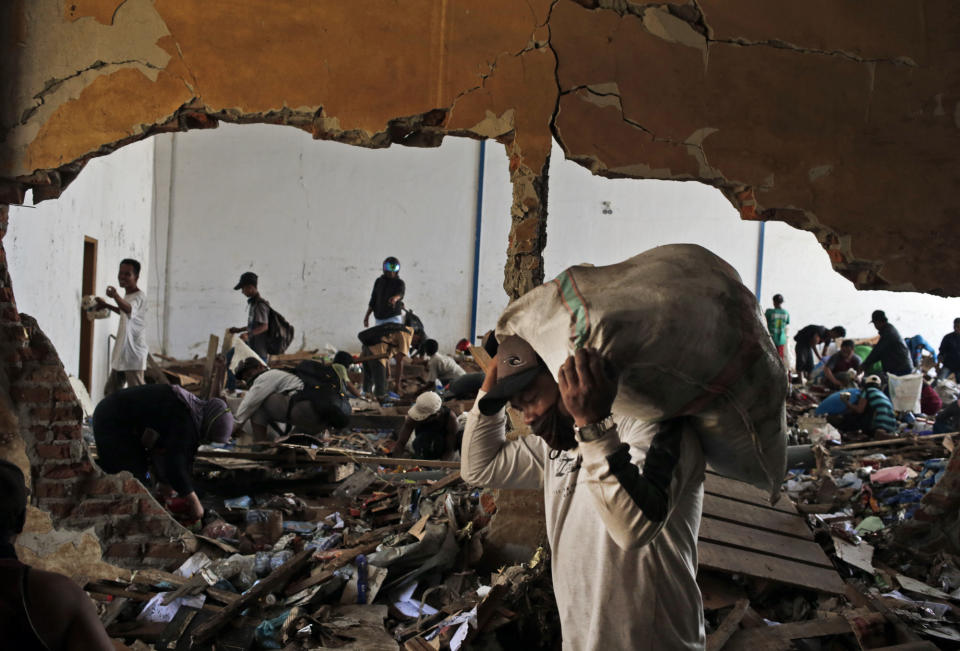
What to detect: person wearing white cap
<box><xmin>389</xmin><ymin>391</ymin><xmax>460</xmax><ymax>459</ymax></box>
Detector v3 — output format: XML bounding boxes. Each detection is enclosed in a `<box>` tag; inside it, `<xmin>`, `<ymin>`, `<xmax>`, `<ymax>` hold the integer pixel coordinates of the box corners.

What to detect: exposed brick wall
<box><xmin>0</xmin><ymin>203</ymin><xmax>194</xmax><ymax>569</ymax></box>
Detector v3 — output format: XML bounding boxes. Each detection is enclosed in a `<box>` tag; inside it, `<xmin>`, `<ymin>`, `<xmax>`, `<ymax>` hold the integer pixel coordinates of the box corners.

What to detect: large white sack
<box><xmin>888</xmin><ymin>373</ymin><xmax>923</xmax><ymax>413</ymax></box>
<box><xmin>496</xmin><ymin>244</ymin><xmax>788</xmax><ymax>500</ymax></box>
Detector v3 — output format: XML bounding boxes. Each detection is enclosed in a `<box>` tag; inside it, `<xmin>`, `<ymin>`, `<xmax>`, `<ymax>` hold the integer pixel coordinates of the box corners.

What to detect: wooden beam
<box><xmin>191</xmin><ymin>548</ymin><xmax>313</xmax><ymax>643</ymax></box>
<box><xmin>146</xmin><ymin>354</ymin><xmax>170</xmax><ymax>384</ymax></box>
<box><xmin>470</xmin><ymin>346</ymin><xmax>493</xmax><ymax>374</ymax></box>
<box><xmin>698</xmin><ymin>517</ymin><xmax>832</xmax><ymax>568</ymax></box>
<box><xmin>195</xmin><ymin>448</ymin><xmax>460</xmax><ymax>469</ymax></box>
<box><xmin>201</xmin><ymin>334</ymin><xmax>219</xmax><ymax>394</ymax></box>
<box><xmin>702</xmin><ymin>494</ymin><xmax>812</xmax><ymax>540</ymax></box>
<box><xmin>724</xmin><ymin>613</ymin><xmax>855</xmax><ymax>649</ymax></box>
<box><xmin>703</xmin><ymin>472</ymin><xmax>795</xmax><ymax>514</ymax></box>
<box><xmin>706</xmin><ymin>599</ymin><xmax>750</xmax><ymax>651</ymax></box>
<box><xmin>284</xmin><ymin>541</ymin><xmax>381</xmax><ymax>596</ymax></box>
<box><xmin>699</xmin><ymin>541</ymin><xmax>846</xmax><ymax>595</ymax></box>
<box><xmin>833</xmin><ymin>432</ymin><xmax>956</xmax><ymax>452</ymax></box>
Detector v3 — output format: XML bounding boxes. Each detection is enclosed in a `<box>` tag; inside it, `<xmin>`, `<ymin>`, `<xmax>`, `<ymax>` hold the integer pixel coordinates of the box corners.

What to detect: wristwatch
<box><xmin>574</xmin><ymin>415</ymin><xmax>616</xmax><ymax>442</ymax></box>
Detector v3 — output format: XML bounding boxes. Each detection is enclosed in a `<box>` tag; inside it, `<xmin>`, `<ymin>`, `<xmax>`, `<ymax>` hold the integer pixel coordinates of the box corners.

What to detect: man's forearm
<box><xmin>460</xmin><ymin>401</ymin><xmax>543</xmax><ymax>490</ymax></box>
<box><xmin>114</xmin><ymin>296</ymin><xmax>132</xmax><ymax>315</ymax></box>
<box><xmin>579</xmin><ymin>419</ymin><xmax>692</xmax><ymax>550</ymax></box>
<box><xmin>249</xmin><ymin>323</ymin><xmax>268</xmax><ymax>336</ymax></box>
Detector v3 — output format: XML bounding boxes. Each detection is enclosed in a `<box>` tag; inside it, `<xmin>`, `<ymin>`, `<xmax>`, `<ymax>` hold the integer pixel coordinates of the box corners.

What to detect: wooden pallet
<box><xmin>698</xmin><ymin>471</ymin><xmax>846</xmax><ymax>594</ymax></box>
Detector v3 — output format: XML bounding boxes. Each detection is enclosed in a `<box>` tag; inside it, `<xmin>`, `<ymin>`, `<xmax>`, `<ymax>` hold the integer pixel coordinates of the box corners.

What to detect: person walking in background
<box><xmin>97</xmin><ymin>258</ymin><xmax>147</xmax><ymax>395</ymax></box>
<box><xmin>764</xmin><ymin>294</ymin><xmax>789</xmax><ymax>360</ymax></box>
<box><xmin>939</xmin><ymin>318</ymin><xmax>960</xmax><ymax>381</ymax></box>
<box><xmin>863</xmin><ymin>310</ymin><xmax>913</xmax><ymax>377</ymax></box>
<box><xmin>364</xmin><ymin>257</ymin><xmax>405</xmax><ymax>327</ymax></box>
<box><xmin>230</xmin><ymin>271</ymin><xmax>270</xmax><ymax>362</ymax></box>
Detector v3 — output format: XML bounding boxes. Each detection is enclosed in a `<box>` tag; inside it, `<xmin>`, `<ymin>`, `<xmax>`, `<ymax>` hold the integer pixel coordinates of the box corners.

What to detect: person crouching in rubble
<box><xmin>462</xmin><ymin>336</ymin><xmax>706</xmax><ymax>650</ymax></box>
<box><xmin>0</xmin><ymin>460</ymin><xmax>115</xmax><ymax>650</ymax></box>
<box><xmin>388</xmin><ymin>391</ymin><xmax>461</xmax><ymax>460</ymax></box>
<box><xmin>835</xmin><ymin>374</ymin><xmax>898</xmax><ymax>437</ymax></box>
<box><xmin>233</xmin><ymin>355</ymin><xmax>360</xmax><ymax>440</ymax></box>
<box><xmin>92</xmin><ymin>385</ymin><xmax>234</xmax><ymax>522</ymax></box>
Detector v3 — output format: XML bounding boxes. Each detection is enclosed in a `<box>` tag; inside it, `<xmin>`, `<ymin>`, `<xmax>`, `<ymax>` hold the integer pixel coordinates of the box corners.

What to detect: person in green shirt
<box><xmin>764</xmin><ymin>294</ymin><xmax>790</xmax><ymax>359</ymax></box>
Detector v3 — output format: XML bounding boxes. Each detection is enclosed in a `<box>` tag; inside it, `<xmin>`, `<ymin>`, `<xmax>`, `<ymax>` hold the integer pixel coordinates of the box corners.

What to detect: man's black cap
<box><xmin>478</xmin><ymin>335</ymin><xmax>545</xmax><ymax>415</ymax></box>
<box><xmin>870</xmin><ymin>309</ymin><xmax>887</xmax><ymax>323</ymax></box>
<box><xmin>234</xmin><ymin>271</ymin><xmax>258</xmax><ymax>290</ymax></box>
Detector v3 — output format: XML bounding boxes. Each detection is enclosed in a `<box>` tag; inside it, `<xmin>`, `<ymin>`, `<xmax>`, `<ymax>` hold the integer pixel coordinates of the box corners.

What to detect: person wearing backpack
<box><xmin>233</xmin><ymin>355</ymin><xmax>358</xmax><ymax>439</ymax></box>
<box><xmin>230</xmin><ymin>271</ymin><xmax>270</xmax><ymax>361</ymax></box>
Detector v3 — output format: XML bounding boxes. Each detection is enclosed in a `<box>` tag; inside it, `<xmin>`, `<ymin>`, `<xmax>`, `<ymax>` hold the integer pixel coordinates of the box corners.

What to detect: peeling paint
<box><xmin>642</xmin><ymin>7</ymin><xmax>707</xmax><ymax>53</ymax></box>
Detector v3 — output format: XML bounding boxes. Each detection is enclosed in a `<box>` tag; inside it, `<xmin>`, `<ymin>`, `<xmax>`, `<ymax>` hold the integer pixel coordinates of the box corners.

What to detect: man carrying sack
<box><xmin>462</xmin><ymin>244</ymin><xmax>788</xmax><ymax>649</ymax></box>
<box><xmin>462</xmin><ymin>336</ymin><xmax>706</xmax><ymax>650</ymax></box>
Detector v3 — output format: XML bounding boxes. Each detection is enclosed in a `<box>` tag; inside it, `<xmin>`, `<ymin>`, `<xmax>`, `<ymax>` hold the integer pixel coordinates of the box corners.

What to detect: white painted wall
<box><xmin>157</xmin><ymin>123</ymin><xmax>510</xmax><ymax>357</ymax></box>
<box><xmin>761</xmin><ymin>221</ymin><xmax>960</xmax><ymax>351</ymax></box>
<box><xmin>6</xmin><ymin>137</ymin><xmax>155</xmax><ymax>401</ymax></box>
<box><xmin>8</xmin><ymin>124</ymin><xmax>960</xmax><ymax>384</ymax></box>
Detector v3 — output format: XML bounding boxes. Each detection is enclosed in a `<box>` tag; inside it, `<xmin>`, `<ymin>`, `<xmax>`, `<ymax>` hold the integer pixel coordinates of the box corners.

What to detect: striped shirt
<box><xmin>865</xmin><ymin>386</ymin><xmax>897</xmax><ymax>433</ymax></box>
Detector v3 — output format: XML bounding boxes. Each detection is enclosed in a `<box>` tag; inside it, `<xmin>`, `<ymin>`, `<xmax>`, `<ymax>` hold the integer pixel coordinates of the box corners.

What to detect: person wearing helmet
<box><xmin>363</xmin><ymin>257</ymin><xmax>405</xmax><ymax>328</ymax></box>
<box><xmin>92</xmin><ymin>384</ymin><xmax>234</xmax><ymax>521</ymax></box>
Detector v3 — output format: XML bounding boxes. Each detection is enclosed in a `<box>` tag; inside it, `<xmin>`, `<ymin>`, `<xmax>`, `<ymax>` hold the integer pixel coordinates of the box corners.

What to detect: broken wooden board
<box><xmin>697</xmin><ymin>471</ymin><xmax>846</xmax><ymax>595</ymax></box>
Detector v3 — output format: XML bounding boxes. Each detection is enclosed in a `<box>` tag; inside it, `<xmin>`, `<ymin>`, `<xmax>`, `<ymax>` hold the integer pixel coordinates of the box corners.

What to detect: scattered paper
<box><xmin>136</xmin><ymin>592</ymin><xmax>206</xmax><ymax>623</ymax></box>
<box><xmin>175</xmin><ymin>552</ymin><xmax>211</xmax><ymax>578</ymax></box>
<box><xmin>896</xmin><ymin>574</ymin><xmax>954</xmax><ymax>601</ymax></box>
<box><xmin>832</xmin><ymin>538</ymin><xmax>875</xmax><ymax>574</ymax></box>
<box><xmin>392</xmin><ymin>580</ymin><xmax>439</xmax><ymax>618</ymax></box>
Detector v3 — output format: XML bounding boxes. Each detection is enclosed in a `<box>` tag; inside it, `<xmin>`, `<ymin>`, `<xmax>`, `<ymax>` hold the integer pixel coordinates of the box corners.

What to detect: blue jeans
<box><xmin>375</xmin><ymin>315</ymin><xmax>404</xmax><ymax>326</ymax></box>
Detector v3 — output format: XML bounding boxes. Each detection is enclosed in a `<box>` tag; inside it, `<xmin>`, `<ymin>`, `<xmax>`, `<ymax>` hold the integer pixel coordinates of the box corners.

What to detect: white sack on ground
<box><xmin>496</xmin><ymin>244</ymin><xmax>788</xmax><ymax>500</ymax></box>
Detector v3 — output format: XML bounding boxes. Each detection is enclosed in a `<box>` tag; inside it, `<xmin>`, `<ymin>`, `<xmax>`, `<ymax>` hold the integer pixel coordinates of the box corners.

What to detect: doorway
<box><xmin>79</xmin><ymin>236</ymin><xmax>97</xmax><ymax>392</ymax></box>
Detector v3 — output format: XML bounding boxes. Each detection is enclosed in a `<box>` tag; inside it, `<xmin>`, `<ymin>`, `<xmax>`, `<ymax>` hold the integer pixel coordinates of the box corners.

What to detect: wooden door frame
<box><xmin>79</xmin><ymin>236</ymin><xmax>97</xmax><ymax>392</ymax></box>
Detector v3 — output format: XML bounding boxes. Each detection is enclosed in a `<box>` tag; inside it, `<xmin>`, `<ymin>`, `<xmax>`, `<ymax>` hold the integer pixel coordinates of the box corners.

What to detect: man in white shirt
<box><xmin>97</xmin><ymin>258</ymin><xmax>147</xmax><ymax>395</ymax></box>
<box><xmin>423</xmin><ymin>339</ymin><xmax>466</xmax><ymax>386</ymax></box>
<box><xmin>234</xmin><ymin>357</ymin><xmax>355</xmax><ymax>439</ymax></box>
<box><xmin>462</xmin><ymin>336</ymin><xmax>705</xmax><ymax>650</ymax></box>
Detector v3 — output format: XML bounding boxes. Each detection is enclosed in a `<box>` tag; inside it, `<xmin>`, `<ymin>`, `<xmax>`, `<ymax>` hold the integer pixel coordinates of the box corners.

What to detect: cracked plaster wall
<box><xmin>2</xmin><ymin>0</ymin><xmax>958</xmax><ymax>295</ymax></box>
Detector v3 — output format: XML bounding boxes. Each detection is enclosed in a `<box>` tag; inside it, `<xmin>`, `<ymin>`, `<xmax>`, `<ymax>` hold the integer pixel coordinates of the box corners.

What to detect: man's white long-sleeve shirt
<box><xmin>461</xmin><ymin>392</ymin><xmax>706</xmax><ymax>650</ymax></box>
<box><xmin>234</xmin><ymin>370</ymin><xmax>303</xmax><ymax>424</ymax></box>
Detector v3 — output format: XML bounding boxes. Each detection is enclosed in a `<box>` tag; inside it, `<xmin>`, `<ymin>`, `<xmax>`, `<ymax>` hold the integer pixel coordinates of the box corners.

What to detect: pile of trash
<box><xmin>780</xmin><ymin>384</ymin><xmax>960</xmax><ymax>646</ymax></box>
<box><xmin>84</xmin><ymin>445</ymin><xmax>559</xmax><ymax>650</ymax></box>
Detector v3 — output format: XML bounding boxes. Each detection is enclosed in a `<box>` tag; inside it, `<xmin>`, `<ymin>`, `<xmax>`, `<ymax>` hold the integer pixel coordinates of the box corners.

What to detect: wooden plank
<box><xmin>833</xmin><ymin>432</ymin><xmax>957</xmax><ymax>451</ymax></box>
<box><xmin>725</xmin><ymin>613</ymin><xmax>854</xmax><ymax>650</ymax></box>
<box><xmin>698</xmin><ymin>541</ymin><xmax>846</xmax><ymax>595</ymax></box>
<box><xmin>192</xmin><ymin>548</ymin><xmax>313</xmax><ymax>643</ymax></box>
<box><xmin>470</xmin><ymin>346</ymin><xmax>493</xmax><ymax>374</ymax></box>
<box><xmin>706</xmin><ymin>599</ymin><xmax>750</xmax><ymax>651</ymax></box>
<box><xmin>702</xmin><ymin>494</ymin><xmax>812</xmax><ymax>540</ymax></box>
<box><xmin>146</xmin><ymin>354</ymin><xmax>171</xmax><ymax>384</ymax></box>
<box><xmin>704</xmin><ymin>472</ymin><xmax>795</xmax><ymax>514</ymax></box>
<box><xmin>201</xmin><ymin>334</ymin><xmax>219</xmax><ymax>394</ymax></box>
<box><xmin>195</xmin><ymin>449</ymin><xmax>460</xmax><ymax>469</ymax></box>
<box><xmin>698</xmin><ymin>517</ymin><xmax>832</xmax><ymax>568</ymax></box>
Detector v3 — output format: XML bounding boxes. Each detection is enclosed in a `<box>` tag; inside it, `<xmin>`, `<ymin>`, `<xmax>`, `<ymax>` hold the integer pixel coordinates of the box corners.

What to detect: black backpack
<box><xmin>265</xmin><ymin>303</ymin><xmax>295</xmax><ymax>355</ymax></box>
<box><xmin>278</xmin><ymin>360</ymin><xmax>350</xmax><ymax>434</ymax></box>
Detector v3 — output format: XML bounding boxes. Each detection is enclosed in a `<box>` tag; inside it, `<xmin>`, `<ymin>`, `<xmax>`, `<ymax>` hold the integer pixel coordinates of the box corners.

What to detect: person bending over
<box><xmin>93</xmin><ymin>385</ymin><xmax>233</xmax><ymax>521</ymax></box>
<box><xmin>389</xmin><ymin>391</ymin><xmax>460</xmax><ymax>460</ymax></box>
